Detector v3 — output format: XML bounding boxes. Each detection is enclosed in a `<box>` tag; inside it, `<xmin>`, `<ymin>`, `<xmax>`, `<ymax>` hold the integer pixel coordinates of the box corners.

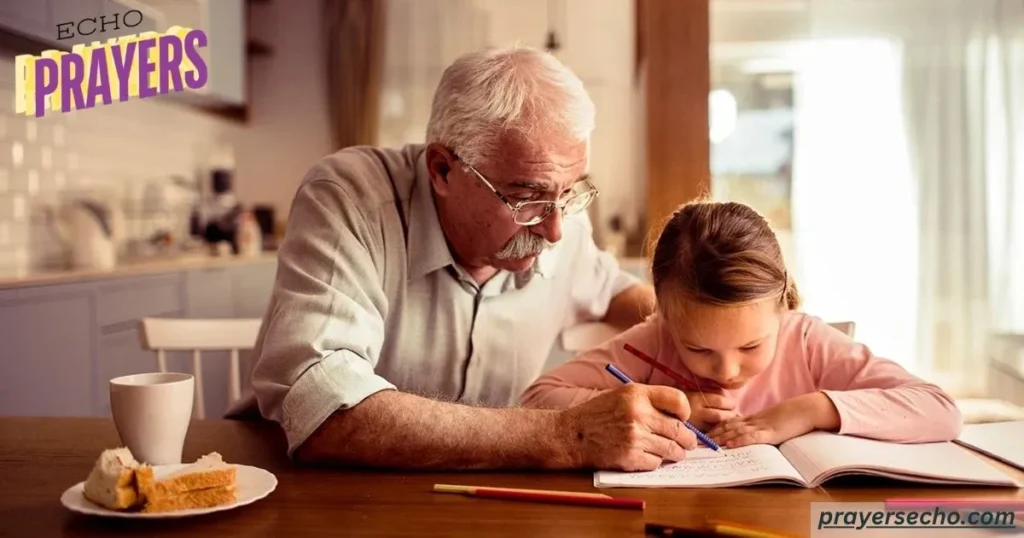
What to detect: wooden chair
<box><xmin>560</xmin><ymin>320</ymin><xmax>857</xmax><ymax>353</ymax></box>
<box><xmin>138</xmin><ymin>317</ymin><xmax>262</xmax><ymax>419</ymax></box>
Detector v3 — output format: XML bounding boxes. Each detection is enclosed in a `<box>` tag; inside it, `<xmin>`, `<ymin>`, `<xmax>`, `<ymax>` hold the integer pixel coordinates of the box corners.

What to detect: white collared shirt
<box><xmin>248</xmin><ymin>144</ymin><xmax>639</xmax><ymax>454</ymax></box>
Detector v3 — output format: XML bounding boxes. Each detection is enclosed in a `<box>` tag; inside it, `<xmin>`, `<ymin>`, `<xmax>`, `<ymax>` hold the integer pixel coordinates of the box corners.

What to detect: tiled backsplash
<box><xmin>0</xmin><ymin>54</ymin><xmax>235</xmax><ymax>275</ymax></box>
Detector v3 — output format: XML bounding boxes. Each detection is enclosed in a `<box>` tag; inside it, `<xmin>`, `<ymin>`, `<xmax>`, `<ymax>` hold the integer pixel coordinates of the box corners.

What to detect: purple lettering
<box><xmin>60</xmin><ymin>53</ymin><xmax>85</xmax><ymax>113</ymax></box>
<box><xmin>158</xmin><ymin>34</ymin><xmax>183</xmax><ymax>93</ymax></box>
<box><xmin>85</xmin><ymin>51</ymin><xmax>112</xmax><ymax>108</ymax></box>
<box><xmin>138</xmin><ymin>38</ymin><xmax>157</xmax><ymax>98</ymax></box>
<box><xmin>110</xmin><ymin>42</ymin><xmax>136</xmax><ymax>101</ymax></box>
<box><xmin>33</xmin><ymin>58</ymin><xmax>59</xmax><ymax>117</ymax></box>
<box><xmin>182</xmin><ymin>29</ymin><xmax>208</xmax><ymax>90</ymax></box>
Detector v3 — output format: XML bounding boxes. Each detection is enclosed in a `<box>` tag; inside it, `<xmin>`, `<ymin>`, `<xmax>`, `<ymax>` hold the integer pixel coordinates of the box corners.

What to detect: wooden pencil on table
<box><xmin>705</xmin><ymin>519</ymin><xmax>799</xmax><ymax>538</ymax></box>
<box><xmin>433</xmin><ymin>484</ymin><xmax>645</xmax><ymax>510</ymax></box>
<box><xmin>645</xmin><ymin>522</ymin><xmax>725</xmax><ymax>537</ymax></box>
<box><xmin>434</xmin><ymin>484</ymin><xmax>612</xmax><ymax>499</ymax></box>
<box><xmin>645</xmin><ymin>520</ymin><xmax>797</xmax><ymax>538</ymax></box>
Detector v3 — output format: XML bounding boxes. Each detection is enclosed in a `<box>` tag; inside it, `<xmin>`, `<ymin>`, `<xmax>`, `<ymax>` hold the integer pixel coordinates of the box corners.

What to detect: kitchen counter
<box><xmin>0</xmin><ymin>251</ymin><xmax>278</xmax><ymax>290</ymax></box>
<box><xmin>0</xmin><ymin>252</ymin><xmax>280</xmax><ymax>418</ymax></box>
<box><xmin>1</xmin><ymin>252</ymin><xmax>643</xmax><ymax>290</ymax></box>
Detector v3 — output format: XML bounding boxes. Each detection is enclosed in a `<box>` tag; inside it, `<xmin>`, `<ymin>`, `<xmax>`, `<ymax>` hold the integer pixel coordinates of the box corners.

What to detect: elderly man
<box><xmin>248</xmin><ymin>45</ymin><xmax>698</xmax><ymax>471</ymax></box>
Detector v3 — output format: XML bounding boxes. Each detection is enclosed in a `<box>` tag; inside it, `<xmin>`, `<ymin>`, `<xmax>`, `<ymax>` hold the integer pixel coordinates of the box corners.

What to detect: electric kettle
<box><xmin>49</xmin><ymin>198</ymin><xmax>125</xmax><ymax>271</ymax></box>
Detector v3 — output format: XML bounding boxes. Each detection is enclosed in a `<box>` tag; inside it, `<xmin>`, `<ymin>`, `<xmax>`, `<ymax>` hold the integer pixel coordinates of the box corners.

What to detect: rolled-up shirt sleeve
<box><xmin>251</xmin><ymin>173</ymin><xmax>396</xmax><ymax>456</ymax></box>
<box><xmin>565</xmin><ymin>213</ymin><xmax>642</xmax><ymax>324</ymax></box>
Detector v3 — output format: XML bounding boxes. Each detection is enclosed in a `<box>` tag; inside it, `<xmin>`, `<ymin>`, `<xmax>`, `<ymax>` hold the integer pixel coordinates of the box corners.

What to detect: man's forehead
<box><xmin>494</xmin><ymin>129</ymin><xmax>588</xmax><ymax>162</ymax></box>
<box><xmin>485</xmin><ymin>136</ymin><xmax>588</xmax><ymax>182</ymax></box>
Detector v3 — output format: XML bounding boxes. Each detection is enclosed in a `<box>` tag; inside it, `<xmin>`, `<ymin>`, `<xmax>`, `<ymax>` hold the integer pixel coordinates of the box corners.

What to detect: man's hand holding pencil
<box><xmin>558</xmin><ymin>384</ymin><xmax>699</xmax><ymax>472</ymax></box>
<box><xmin>620</xmin><ymin>342</ymin><xmax>740</xmax><ymax>439</ymax></box>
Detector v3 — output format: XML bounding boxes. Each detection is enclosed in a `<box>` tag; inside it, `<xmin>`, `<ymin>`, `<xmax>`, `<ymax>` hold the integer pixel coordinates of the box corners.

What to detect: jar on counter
<box><xmin>235</xmin><ymin>210</ymin><xmax>262</xmax><ymax>258</ymax></box>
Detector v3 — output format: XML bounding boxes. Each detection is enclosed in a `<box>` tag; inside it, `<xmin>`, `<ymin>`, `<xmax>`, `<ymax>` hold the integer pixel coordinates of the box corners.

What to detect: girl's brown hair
<box><xmin>650</xmin><ymin>200</ymin><xmax>800</xmax><ymax>312</ymax></box>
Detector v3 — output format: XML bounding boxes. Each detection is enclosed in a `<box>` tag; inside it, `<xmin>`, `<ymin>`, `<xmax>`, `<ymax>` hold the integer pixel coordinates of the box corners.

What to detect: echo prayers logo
<box><xmin>13</xmin><ymin>27</ymin><xmax>209</xmax><ymax>118</ymax></box>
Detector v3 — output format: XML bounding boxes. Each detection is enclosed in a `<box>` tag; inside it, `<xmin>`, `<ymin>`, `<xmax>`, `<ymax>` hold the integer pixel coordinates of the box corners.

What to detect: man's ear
<box><xmin>425</xmin><ymin>143</ymin><xmax>455</xmax><ymax>193</ymax></box>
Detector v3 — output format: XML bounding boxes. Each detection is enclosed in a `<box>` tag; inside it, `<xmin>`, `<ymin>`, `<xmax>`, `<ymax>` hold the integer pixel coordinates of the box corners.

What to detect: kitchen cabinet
<box><xmin>227</xmin><ymin>261</ymin><xmax>277</xmax><ymax>392</ymax></box>
<box><xmin>94</xmin><ymin>327</ymin><xmax>157</xmax><ymax>417</ymax></box>
<box><xmin>51</xmin><ymin>0</ymin><xmax>107</xmax><ymax>47</ymax></box>
<box><xmin>0</xmin><ymin>284</ymin><xmax>95</xmax><ymax>416</ymax></box>
<box><xmin>0</xmin><ymin>0</ymin><xmax>50</xmax><ymax>42</ymax></box>
<box><xmin>0</xmin><ymin>0</ymin><xmax>159</xmax><ymax>49</ymax></box>
<box><xmin>185</xmin><ymin>267</ymin><xmax>235</xmax><ymax>318</ymax></box>
<box><xmin>97</xmin><ymin>273</ymin><xmax>184</xmax><ymax>329</ymax></box>
<box><xmin>93</xmin><ymin>273</ymin><xmax>185</xmax><ymax>416</ymax></box>
<box><xmin>133</xmin><ymin>0</ymin><xmax>247</xmax><ymax>107</ymax></box>
<box><xmin>0</xmin><ymin>257</ymin><xmax>277</xmax><ymax>418</ymax></box>
<box><xmin>0</xmin><ymin>0</ymin><xmax>246</xmax><ymax>119</ymax></box>
<box><xmin>183</xmin><ymin>266</ymin><xmax>237</xmax><ymax>418</ymax></box>
<box><xmin>183</xmin><ymin>261</ymin><xmax>277</xmax><ymax>417</ymax></box>
<box><xmin>200</xmin><ymin>0</ymin><xmax>246</xmax><ymax>106</ymax></box>
<box><xmin>230</xmin><ymin>262</ymin><xmax>277</xmax><ymax>318</ymax></box>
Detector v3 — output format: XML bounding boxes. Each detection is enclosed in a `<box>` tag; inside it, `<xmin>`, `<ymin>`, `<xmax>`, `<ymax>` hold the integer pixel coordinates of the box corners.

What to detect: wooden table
<box><xmin>3</xmin><ymin>417</ymin><xmax>1022</xmax><ymax>537</ymax></box>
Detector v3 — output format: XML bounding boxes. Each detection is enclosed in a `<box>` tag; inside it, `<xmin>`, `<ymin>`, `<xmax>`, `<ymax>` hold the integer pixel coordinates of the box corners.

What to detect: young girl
<box><xmin>521</xmin><ymin>201</ymin><xmax>962</xmax><ymax>448</ymax></box>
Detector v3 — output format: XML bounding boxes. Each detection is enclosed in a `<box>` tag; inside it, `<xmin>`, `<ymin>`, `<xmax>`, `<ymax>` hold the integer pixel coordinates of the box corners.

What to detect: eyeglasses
<box><xmin>459</xmin><ymin>159</ymin><xmax>599</xmax><ymax>226</ymax></box>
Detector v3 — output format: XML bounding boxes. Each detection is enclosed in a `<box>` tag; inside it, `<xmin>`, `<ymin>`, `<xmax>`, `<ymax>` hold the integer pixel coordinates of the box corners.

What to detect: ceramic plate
<box><xmin>60</xmin><ymin>463</ymin><xmax>277</xmax><ymax>519</ymax></box>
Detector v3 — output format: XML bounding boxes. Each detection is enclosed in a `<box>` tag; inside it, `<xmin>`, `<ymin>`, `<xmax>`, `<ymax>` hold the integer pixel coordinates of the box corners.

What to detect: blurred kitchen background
<box><xmin>0</xmin><ymin>0</ymin><xmax>1021</xmax><ymax>421</ymax></box>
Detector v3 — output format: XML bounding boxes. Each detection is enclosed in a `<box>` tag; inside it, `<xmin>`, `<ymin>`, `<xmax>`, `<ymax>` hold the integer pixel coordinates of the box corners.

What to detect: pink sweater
<box><xmin>521</xmin><ymin>312</ymin><xmax>962</xmax><ymax>443</ymax></box>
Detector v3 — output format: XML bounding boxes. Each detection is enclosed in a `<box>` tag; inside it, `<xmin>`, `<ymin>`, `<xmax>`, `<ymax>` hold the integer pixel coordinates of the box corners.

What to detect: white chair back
<box><xmin>561</xmin><ymin>322</ymin><xmax>621</xmax><ymax>352</ymax></box>
<box><xmin>138</xmin><ymin>317</ymin><xmax>262</xmax><ymax>419</ymax></box>
<box><xmin>829</xmin><ymin>321</ymin><xmax>856</xmax><ymax>338</ymax></box>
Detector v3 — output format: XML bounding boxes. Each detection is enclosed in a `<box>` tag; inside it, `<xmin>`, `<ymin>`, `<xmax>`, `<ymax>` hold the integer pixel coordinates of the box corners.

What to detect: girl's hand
<box><xmin>685</xmin><ymin>391</ymin><xmax>739</xmax><ymax>432</ymax></box>
<box><xmin>706</xmin><ymin>393</ymin><xmax>840</xmax><ymax>448</ymax></box>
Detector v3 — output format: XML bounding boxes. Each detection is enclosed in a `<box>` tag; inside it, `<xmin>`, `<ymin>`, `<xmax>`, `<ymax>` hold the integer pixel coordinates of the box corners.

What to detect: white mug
<box><xmin>109</xmin><ymin>372</ymin><xmax>194</xmax><ymax>465</ymax></box>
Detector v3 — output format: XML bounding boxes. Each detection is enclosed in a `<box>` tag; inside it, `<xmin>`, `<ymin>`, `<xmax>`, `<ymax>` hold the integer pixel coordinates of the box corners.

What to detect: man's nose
<box><xmin>534</xmin><ymin>208</ymin><xmax>563</xmax><ymax>243</ymax></box>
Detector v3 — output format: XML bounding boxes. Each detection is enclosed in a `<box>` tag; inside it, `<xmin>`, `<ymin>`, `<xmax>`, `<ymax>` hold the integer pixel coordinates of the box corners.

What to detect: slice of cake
<box><xmin>142</xmin><ymin>485</ymin><xmax>238</xmax><ymax>513</ymax></box>
<box><xmin>137</xmin><ymin>452</ymin><xmax>238</xmax><ymax>513</ymax></box>
<box><xmin>82</xmin><ymin>447</ymin><xmax>148</xmax><ymax>510</ymax></box>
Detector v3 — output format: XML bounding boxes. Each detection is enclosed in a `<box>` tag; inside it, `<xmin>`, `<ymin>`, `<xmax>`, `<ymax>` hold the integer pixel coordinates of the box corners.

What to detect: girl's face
<box><xmin>663</xmin><ymin>297</ymin><xmax>783</xmax><ymax>390</ymax></box>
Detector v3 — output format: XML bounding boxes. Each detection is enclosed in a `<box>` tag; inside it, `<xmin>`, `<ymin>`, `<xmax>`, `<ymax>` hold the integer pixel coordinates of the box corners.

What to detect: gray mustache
<box><xmin>495</xmin><ymin>232</ymin><xmax>554</xmax><ymax>260</ymax></box>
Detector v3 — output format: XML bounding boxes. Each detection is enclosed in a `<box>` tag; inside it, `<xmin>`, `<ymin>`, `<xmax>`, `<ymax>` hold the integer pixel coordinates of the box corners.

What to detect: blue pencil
<box><xmin>604</xmin><ymin>363</ymin><xmax>723</xmax><ymax>453</ymax></box>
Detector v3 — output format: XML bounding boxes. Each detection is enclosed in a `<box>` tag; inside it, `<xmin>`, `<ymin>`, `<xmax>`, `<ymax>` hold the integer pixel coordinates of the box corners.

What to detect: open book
<box><xmin>594</xmin><ymin>431</ymin><xmax>1022</xmax><ymax>489</ymax></box>
<box><xmin>955</xmin><ymin>421</ymin><xmax>1024</xmax><ymax>471</ymax></box>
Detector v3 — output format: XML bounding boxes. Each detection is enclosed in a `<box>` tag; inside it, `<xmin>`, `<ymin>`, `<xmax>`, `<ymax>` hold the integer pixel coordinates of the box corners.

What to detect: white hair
<box><xmin>425</xmin><ymin>44</ymin><xmax>596</xmax><ymax>167</ymax></box>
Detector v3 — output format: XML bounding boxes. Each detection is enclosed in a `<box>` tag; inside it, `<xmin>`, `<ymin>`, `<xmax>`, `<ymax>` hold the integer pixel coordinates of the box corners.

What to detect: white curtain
<box><xmin>377</xmin><ymin>0</ymin><xmax>493</xmax><ymax>148</ymax></box>
<box><xmin>900</xmin><ymin>0</ymin><xmax>1019</xmax><ymax>394</ymax></box>
<box><xmin>792</xmin><ymin>0</ymin><xmax>1024</xmax><ymax>394</ymax></box>
<box><xmin>985</xmin><ymin>4</ymin><xmax>1024</xmax><ymax>335</ymax></box>
<box><xmin>791</xmin><ymin>39</ymin><xmax>918</xmax><ymax>370</ymax></box>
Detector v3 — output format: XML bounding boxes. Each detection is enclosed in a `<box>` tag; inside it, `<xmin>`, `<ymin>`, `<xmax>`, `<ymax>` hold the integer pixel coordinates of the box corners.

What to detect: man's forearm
<box><xmin>602</xmin><ymin>283</ymin><xmax>656</xmax><ymax>329</ymax></box>
<box><xmin>294</xmin><ymin>390</ymin><xmax>580</xmax><ymax>470</ymax></box>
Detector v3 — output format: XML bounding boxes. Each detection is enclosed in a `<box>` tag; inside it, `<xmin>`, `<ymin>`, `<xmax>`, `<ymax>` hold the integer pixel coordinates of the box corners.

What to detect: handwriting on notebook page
<box><xmin>686</xmin><ymin>447</ymin><xmax>728</xmax><ymax>460</ymax></box>
<box><xmin>614</xmin><ymin>446</ymin><xmax>773</xmax><ymax>483</ymax></box>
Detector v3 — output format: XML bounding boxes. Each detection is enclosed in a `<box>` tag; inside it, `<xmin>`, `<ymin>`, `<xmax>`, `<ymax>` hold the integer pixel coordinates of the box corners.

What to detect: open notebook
<box><xmin>594</xmin><ymin>431</ymin><xmax>1021</xmax><ymax>489</ymax></box>
<box><xmin>955</xmin><ymin>421</ymin><xmax>1024</xmax><ymax>471</ymax></box>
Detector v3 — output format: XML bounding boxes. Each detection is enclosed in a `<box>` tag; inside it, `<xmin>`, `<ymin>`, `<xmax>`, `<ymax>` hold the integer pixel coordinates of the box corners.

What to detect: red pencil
<box><xmin>434</xmin><ymin>484</ymin><xmax>645</xmax><ymax>510</ymax></box>
<box><xmin>623</xmin><ymin>343</ymin><xmax>702</xmax><ymax>391</ymax></box>
<box><xmin>473</xmin><ymin>488</ymin><xmax>645</xmax><ymax>510</ymax></box>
